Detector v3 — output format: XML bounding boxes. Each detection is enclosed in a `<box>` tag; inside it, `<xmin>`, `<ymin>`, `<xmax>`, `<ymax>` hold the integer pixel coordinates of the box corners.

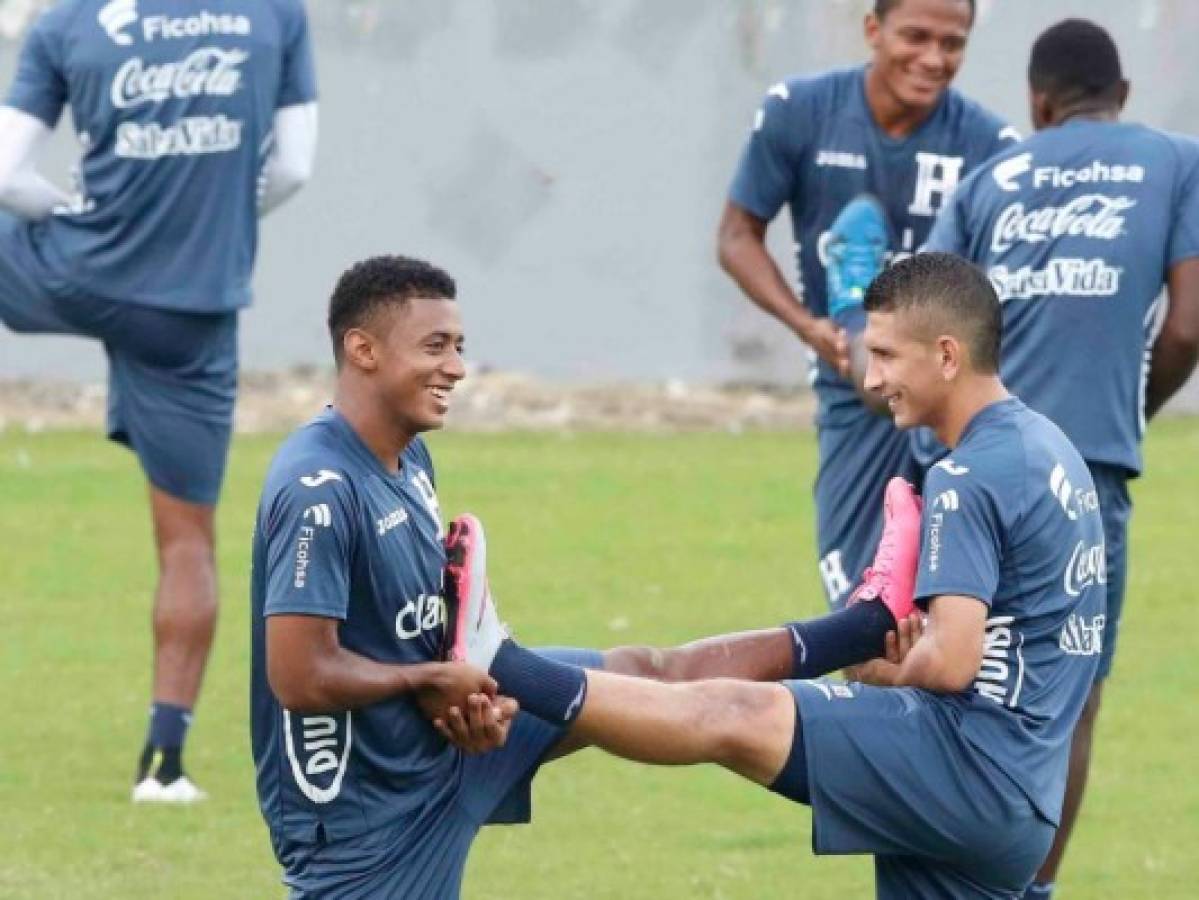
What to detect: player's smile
<box><xmin>427</xmin><ymin>383</ymin><xmax>453</xmax><ymax>414</ymax></box>
<box><xmin>868</xmin><ymin>0</ymin><xmax>971</xmax><ymax>113</ymax></box>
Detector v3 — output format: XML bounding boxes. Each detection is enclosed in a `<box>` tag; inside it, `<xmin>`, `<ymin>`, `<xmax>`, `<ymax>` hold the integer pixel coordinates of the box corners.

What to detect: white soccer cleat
<box><xmin>443</xmin><ymin>514</ymin><xmax>508</xmax><ymax>670</ymax></box>
<box><xmin>132</xmin><ymin>775</ymin><xmax>208</xmax><ymax>804</ymax></box>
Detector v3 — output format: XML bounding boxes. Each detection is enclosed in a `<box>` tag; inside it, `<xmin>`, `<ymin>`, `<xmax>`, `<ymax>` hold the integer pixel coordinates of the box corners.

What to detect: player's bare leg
<box><xmin>569</xmin><ymin>670</ymin><xmax>796</xmax><ymax>785</ymax></box>
<box><xmin>1030</xmin><ymin>682</ymin><xmax>1104</xmax><ymax>890</ymax></box>
<box><xmin>133</xmin><ymin>486</ymin><xmax>218</xmax><ymax>802</ymax></box>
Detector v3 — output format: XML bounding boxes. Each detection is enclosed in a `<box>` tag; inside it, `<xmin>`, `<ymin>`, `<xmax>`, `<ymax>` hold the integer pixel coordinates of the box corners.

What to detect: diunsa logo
<box><xmin>284</xmin><ymin>710</ymin><xmax>352</xmax><ymax>804</ymax></box>
<box><xmin>98</xmin><ymin>0</ymin><xmax>138</xmax><ymax>46</ymax></box>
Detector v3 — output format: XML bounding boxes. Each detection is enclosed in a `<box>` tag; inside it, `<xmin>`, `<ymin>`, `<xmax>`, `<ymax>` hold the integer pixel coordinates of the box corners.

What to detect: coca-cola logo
<box><xmin>1064</xmin><ymin>540</ymin><xmax>1106</xmax><ymax>597</ymax></box>
<box><xmin>991</xmin><ymin>195</ymin><xmax>1136</xmax><ymax>254</ymax></box>
<box><xmin>110</xmin><ymin>48</ymin><xmax>249</xmax><ymax>109</ymax></box>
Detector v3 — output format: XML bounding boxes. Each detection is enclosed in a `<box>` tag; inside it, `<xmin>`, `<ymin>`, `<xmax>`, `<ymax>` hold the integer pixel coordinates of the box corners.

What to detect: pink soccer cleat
<box><xmin>442</xmin><ymin>514</ymin><xmax>506</xmax><ymax>669</ymax></box>
<box><xmin>848</xmin><ymin>477</ymin><xmax>924</xmax><ymax>622</ymax></box>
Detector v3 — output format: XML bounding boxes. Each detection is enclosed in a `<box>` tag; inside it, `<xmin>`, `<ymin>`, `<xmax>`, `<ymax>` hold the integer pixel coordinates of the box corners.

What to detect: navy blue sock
<box><xmin>1022</xmin><ymin>882</ymin><xmax>1054</xmax><ymax>899</ymax></box>
<box><xmin>768</xmin><ymin>708</ymin><xmax>810</xmax><ymax>804</ymax></box>
<box><xmin>785</xmin><ymin>601</ymin><xmax>897</xmax><ymax>679</ymax></box>
<box><xmin>138</xmin><ymin>702</ymin><xmax>192</xmax><ymax>782</ymax></box>
<box><xmin>490</xmin><ymin>640</ymin><xmax>588</xmax><ymax>725</ymax></box>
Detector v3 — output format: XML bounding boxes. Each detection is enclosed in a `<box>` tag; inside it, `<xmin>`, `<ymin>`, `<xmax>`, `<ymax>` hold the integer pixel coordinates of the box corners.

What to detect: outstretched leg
<box><xmin>568</xmin><ymin>671</ymin><xmax>796</xmax><ymax>785</ymax></box>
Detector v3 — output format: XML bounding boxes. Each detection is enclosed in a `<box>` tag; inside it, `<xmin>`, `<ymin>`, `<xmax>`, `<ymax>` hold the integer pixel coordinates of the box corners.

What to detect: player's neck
<box><xmin>1054</xmin><ymin>105</ymin><xmax>1120</xmax><ymax>127</ymax></box>
<box><xmin>333</xmin><ymin>388</ymin><xmax>413</xmax><ymax>474</ymax></box>
<box><xmin>935</xmin><ymin>376</ymin><xmax>1010</xmax><ymax>448</ymax></box>
<box><xmin>863</xmin><ymin>68</ymin><xmax>938</xmax><ymax>139</ymax></box>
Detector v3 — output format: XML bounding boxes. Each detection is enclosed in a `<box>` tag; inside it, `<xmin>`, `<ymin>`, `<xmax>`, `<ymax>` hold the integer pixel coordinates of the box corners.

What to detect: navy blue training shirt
<box><xmin>251</xmin><ymin>409</ymin><xmax>461</xmax><ymax>847</ymax></box>
<box><xmin>925</xmin><ymin>121</ymin><xmax>1199</xmax><ymax>473</ymax></box>
<box><xmin>729</xmin><ymin>65</ymin><xmax>1015</xmax><ymax>425</ymax></box>
<box><xmin>5</xmin><ymin>0</ymin><xmax>317</xmax><ymax>312</ymax></box>
<box><xmin>915</xmin><ymin>399</ymin><xmax>1105</xmax><ymax>824</ymax></box>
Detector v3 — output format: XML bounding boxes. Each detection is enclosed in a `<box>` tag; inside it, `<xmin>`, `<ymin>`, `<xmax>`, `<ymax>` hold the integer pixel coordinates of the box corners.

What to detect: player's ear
<box><xmin>342</xmin><ymin>328</ymin><xmax>379</xmax><ymax>373</ymax></box>
<box><xmin>936</xmin><ymin>334</ymin><xmax>961</xmax><ymax>381</ymax></box>
<box><xmin>864</xmin><ymin>12</ymin><xmax>882</xmax><ymax>50</ymax></box>
<box><xmin>1115</xmin><ymin>79</ymin><xmax>1130</xmax><ymax>112</ymax></box>
<box><xmin>1028</xmin><ymin>89</ymin><xmax>1053</xmax><ymax>131</ymax></box>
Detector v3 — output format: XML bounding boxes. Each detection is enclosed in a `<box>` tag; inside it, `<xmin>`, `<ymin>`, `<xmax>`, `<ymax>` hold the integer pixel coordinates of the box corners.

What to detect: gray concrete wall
<box><xmin>2</xmin><ymin>0</ymin><xmax>1198</xmax><ymax>410</ymax></box>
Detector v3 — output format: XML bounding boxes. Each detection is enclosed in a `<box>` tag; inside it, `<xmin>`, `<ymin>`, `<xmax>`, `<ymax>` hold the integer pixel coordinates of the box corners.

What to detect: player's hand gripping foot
<box><xmin>443</xmin><ymin>514</ymin><xmax>507</xmax><ymax>670</ymax></box>
<box><xmin>132</xmin><ymin>773</ymin><xmax>207</xmax><ymax>803</ymax></box>
<box><xmin>848</xmin><ymin>477</ymin><xmax>923</xmax><ymax>621</ymax></box>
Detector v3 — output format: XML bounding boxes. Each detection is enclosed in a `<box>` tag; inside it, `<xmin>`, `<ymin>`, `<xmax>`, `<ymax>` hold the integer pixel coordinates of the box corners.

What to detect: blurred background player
<box><xmin>446</xmin><ymin>253</ymin><xmax>1107</xmax><ymax>899</ymax></box>
<box><xmin>0</xmin><ymin>0</ymin><xmax>318</xmax><ymax>801</ymax></box>
<box><xmin>717</xmin><ymin>0</ymin><xmax>1017</xmax><ymax>608</ymax></box>
<box><xmin>923</xmin><ymin>19</ymin><xmax>1199</xmax><ymax>897</ymax></box>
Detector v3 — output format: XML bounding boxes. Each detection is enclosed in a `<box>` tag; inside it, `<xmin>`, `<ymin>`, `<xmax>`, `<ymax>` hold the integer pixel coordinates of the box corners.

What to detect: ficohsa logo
<box><xmin>98</xmin><ymin>0</ymin><xmax>137</xmax><ymax>46</ymax></box>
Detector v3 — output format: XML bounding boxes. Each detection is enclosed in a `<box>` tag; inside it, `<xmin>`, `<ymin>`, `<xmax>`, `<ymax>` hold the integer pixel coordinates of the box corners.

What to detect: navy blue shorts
<box><xmin>0</xmin><ymin>213</ymin><xmax>236</xmax><ymax>505</ymax></box>
<box><xmin>815</xmin><ymin>413</ymin><xmax>919</xmax><ymax>608</ymax></box>
<box><xmin>1089</xmin><ymin>463</ymin><xmax>1131</xmax><ymax>681</ymax></box>
<box><xmin>277</xmin><ymin>648</ymin><xmax>603</xmax><ymax>900</ymax></box>
<box><xmin>786</xmin><ymin>679</ymin><xmax>1055</xmax><ymax>899</ymax></box>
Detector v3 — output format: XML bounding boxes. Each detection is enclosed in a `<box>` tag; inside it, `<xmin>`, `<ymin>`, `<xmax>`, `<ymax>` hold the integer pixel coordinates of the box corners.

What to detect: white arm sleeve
<box><xmin>0</xmin><ymin>106</ymin><xmax>71</xmax><ymax>221</ymax></box>
<box><xmin>258</xmin><ymin>102</ymin><xmax>318</xmax><ymax>217</ymax></box>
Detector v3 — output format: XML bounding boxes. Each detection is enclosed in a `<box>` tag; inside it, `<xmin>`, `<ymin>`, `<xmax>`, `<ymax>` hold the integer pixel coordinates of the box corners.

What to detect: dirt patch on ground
<box><xmin>0</xmin><ymin>368</ymin><xmax>817</xmax><ymax>434</ymax></box>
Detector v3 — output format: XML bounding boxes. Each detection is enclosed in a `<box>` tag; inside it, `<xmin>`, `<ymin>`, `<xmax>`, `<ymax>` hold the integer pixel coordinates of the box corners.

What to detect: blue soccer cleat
<box><xmin>822</xmin><ymin>194</ymin><xmax>890</xmax><ymax>318</ymax></box>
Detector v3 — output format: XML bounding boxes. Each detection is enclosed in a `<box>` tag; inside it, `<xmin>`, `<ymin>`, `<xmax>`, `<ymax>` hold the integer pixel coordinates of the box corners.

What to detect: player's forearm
<box><xmin>890</xmin><ymin>636</ymin><xmax>975</xmax><ymax>693</ymax></box>
<box><xmin>717</xmin><ymin>229</ymin><xmax>815</xmax><ymax>341</ymax></box>
<box><xmin>0</xmin><ymin>107</ymin><xmax>69</xmax><ymax>220</ymax></box>
<box><xmin>1145</xmin><ymin>331</ymin><xmax>1199</xmax><ymax>419</ymax></box>
<box><xmin>269</xmin><ymin>647</ymin><xmax>438</xmax><ymax>713</ymax></box>
<box><xmin>258</xmin><ymin>102</ymin><xmax>317</xmax><ymax>216</ymax></box>
<box><xmin>0</xmin><ymin>169</ymin><xmax>69</xmax><ymax>220</ymax></box>
<box><xmin>604</xmin><ymin>627</ymin><xmax>793</xmax><ymax>683</ymax></box>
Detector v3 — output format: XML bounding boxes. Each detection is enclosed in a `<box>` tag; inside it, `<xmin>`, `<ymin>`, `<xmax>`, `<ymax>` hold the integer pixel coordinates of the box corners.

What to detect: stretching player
<box><xmin>0</xmin><ymin>1</ymin><xmax>317</xmax><ymax>799</ymax></box>
<box><xmin>922</xmin><ymin>20</ymin><xmax>1199</xmax><ymax>896</ymax></box>
<box><xmin>718</xmin><ymin>0</ymin><xmax>1016</xmax><ymax>607</ymax></box>
<box><xmin>440</xmin><ymin>254</ymin><xmax>1106</xmax><ymax>899</ymax></box>
<box><xmin>252</xmin><ymin>255</ymin><xmax>932</xmax><ymax>898</ymax></box>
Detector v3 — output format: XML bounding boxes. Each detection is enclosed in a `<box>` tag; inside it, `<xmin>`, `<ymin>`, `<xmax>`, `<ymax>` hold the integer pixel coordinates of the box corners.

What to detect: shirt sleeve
<box><xmin>4</xmin><ymin>12</ymin><xmax>67</xmax><ymax>128</ymax></box>
<box><xmin>277</xmin><ymin>1</ymin><xmax>318</xmax><ymax>108</ymax></box>
<box><xmin>1166</xmin><ymin>136</ymin><xmax>1199</xmax><ymax>266</ymax></box>
<box><xmin>727</xmin><ymin>81</ymin><xmax>804</xmax><ymax>222</ymax></box>
<box><xmin>262</xmin><ymin>471</ymin><xmax>355</xmax><ymax>619</ymax></box>
<box><xmin>914</xmin><ymin>464</ymin><xmax>1004</xmax><ymax>607</ymax></box>
<box><xmin>983</xmin><ymin>120</ymin><xmax>1022</xmax><ymax>161</ymax></box>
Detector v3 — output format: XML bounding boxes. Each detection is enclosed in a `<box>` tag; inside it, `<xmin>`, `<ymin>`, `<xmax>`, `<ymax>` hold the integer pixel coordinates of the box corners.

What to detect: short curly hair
<box><xmin>327</xmin><ymin>255</ymin><xmax>456</xmax><ymax>366</ymax></box>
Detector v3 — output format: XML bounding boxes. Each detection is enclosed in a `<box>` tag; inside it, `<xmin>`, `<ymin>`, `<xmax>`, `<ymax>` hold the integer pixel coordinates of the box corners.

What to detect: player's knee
<box><xmin>699</xmin><ymin>681</ymin><xmax>793</xmax><ymax>781</ymax></box>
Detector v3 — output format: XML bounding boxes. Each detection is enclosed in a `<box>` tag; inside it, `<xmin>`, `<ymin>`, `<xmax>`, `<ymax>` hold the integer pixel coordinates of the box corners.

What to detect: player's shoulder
<box><xmin>26</xmin><ymin>0</ymin><xmax>86</xmax><ymax>37</ymax></box>
<box><xmin>1130</xmin><ymin>124</ymin><xmax>1199</xmax><ymax>173</ymax></box>
<box><xmin>761</xmin><ymin>66</ymin><xmax>860</xmax><ymax>115</ymax></box>
<box><xmin>263</xmin><ymin>414</ymin><xmax>359</xmax><ymax>505</ymax></box>
<box><xmin>935</xmin><ymin>400</ymin><xmax>1030</xmax><ymax>490</ymax></box>
<box><xmin>940</xmin><ymin>88</ymin><xmax>1018</xmax><ymax>143</ymax></box>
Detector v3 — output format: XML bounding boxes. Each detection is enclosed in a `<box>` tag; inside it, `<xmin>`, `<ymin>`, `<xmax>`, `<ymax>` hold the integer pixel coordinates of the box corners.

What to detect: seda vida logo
<box><xmin>110</xmin><ymin>48</ymin><xmax>249</xmax><ymax>109</ymax></box>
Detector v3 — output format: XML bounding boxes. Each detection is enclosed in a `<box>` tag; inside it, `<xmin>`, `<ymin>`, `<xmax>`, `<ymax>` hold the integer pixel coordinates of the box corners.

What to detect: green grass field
<box><xmin>2</xmin><ymin>421</ymin><xmax>1198</xmax><ymax>898</ymax></box>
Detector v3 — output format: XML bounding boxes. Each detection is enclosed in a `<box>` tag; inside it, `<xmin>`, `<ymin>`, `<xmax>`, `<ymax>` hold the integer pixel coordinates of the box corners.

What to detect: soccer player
<box><xmin>254</xmin><ymin>254</ymin><xmax>936</xmax><ymax>898</ymax></box>
<box><xmin>442</xmin><ymin>254</ymin><xmax>1108</xmax><ymax>898</ymax></box>
<box><xmin>0</xmin><ymin>1</ymin><xmax>318</xmax><ymax>800</ymax></box>
<box><xmin>922</xmin><ymin>20</ymin><xmax>1199</xmax><ymax>896</ymax></box>
<box><xmin>718</xmin><ymin>0</ymin><xmax>1017</xmax><ymax>608</ymax></box>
